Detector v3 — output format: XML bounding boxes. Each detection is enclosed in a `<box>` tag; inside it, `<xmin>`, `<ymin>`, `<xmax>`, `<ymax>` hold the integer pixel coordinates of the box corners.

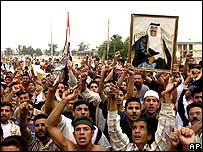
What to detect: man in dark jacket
<box><xmin>132</xmin><ymin>23</ymin><xmax>172</xmax><ymax>70</ymax></box>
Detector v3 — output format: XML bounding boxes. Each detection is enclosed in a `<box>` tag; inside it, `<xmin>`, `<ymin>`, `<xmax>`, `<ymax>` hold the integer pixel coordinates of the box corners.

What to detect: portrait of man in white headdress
<box><xmin>131</xmin><ymin>14</ymin><xmax>178</xmax><ymax>71</ymax></box>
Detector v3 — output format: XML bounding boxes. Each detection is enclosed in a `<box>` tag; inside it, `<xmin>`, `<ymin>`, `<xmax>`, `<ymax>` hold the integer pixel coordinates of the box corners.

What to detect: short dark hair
<box><xmin>88</xmin><ymin>81</ymin><xmax>99</xmax><ymax>89</ymax></box>
<box><xmin>1</xmin><ymin>135</ymin><xmax>28</xmax><ymax>151</ymax></box>
<box><xmin>186</xmin><ymin>102</ymin><xmax>202</xmax><ymax>115</ymax></box>
<box><xmin>1</xmin><ymin>102</ymin><xmax>12</xmax><ymax>111</ymax></box>
<box><xmin>134</xmin><ymin>71</ymin><xmax>145</xmax><ymax>80</ymax></box>
<box><xmin>5</xmin><ymin>75</ymin><xmax>12</xmax><ymax>80</ymax></box>
<box><xmin>73</xmin><ymin>100</ymin><xmax>91</xmax><ymax>111</ymax></box>
<box><xmin>22</xmin><ymin>73</ymin><xmax>30</xmax><ymax>78</ymax></box>
<box><xmin>132</xmin><ymin>117</ymin><xmax>152</xmax><ymax>135</ymax></box>
<box><xmin>17</xmin><ymin>89</ymin><xmax>33</xmax><ymax>98</ymax></box>
<box><xmin>42</xmin><ymin>88</ymin><xmax>49</xmax><ymax>93</ymax></box>
<box><xmin>33</xmin><ymin>113</ymin><xmax>48</xmax><ymax>123</ymax></box>
<box><xmin>6</xmin><ymin>71</ymin><xmax>13</xmax><ymax>75</ymax></box>
<box><xmin>125</xmin><ymin>97</ymin><xmax>141</xmax><ymax>109</ymax></box>
<box><xmin>190</xmin><ymin>86</ymin><xmax>202</xmax><ymax>97</ymax></box>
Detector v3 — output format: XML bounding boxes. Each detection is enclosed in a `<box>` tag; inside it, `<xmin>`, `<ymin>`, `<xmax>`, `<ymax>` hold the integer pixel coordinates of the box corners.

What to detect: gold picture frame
<box><xmin>129</xmin><ymin>14</ymin><xmax>179</xmax><ymax>73</ymax></box>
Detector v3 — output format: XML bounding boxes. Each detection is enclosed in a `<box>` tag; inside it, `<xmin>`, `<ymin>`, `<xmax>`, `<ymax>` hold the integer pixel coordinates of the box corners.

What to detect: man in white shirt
<box><xmin>1</xmin><ymin>102</ymin><xmax>21</xmax><ymax>139</ymax></box>
<box><xmin>46</xmin><ymin>90</ymin><xmax>111</xmax><ymax>150</ymax></box>
<box><xmin>187</xmin><ymin>102</ymin><xmax>202</xmax><ymax>149</ymax></box>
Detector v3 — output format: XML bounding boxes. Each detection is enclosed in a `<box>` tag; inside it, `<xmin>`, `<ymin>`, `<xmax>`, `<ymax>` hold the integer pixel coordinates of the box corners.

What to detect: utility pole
<box><xmin>103</xmin><ymin>18</ymin><xmax>110</xmax><ymax>64</ymax></box>
<box><xmin>113</xmin><ymin>34</ymin><xmax>117</xmax><ymax>55</ymax></box>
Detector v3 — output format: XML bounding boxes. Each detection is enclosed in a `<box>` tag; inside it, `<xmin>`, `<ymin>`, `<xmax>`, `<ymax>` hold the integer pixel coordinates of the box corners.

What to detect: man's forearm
<box><xmin>47</xmin><ymin>101</ymin><xmax>66</xmax><ymax>126</ymax></box>
<box><xmin>44</xmin><ymin>90</ymin><xmax>55</xmax><ymax>115</ymax></box>
<box><xmin>104</xmin><ymin>69</ymin><xmax>113</xmax><ymax>82</ymax></box>
<box><xmin>189</xmin><ymin>120</ymin><xmax>202</xmax><ymax>135</ymax></box>
<box><xmin>81</xmin><ymin>80</ymin><xmax>87</xmax><ymax>93</ymax></box>
<box><xmin>19</xmin><ymin>111</ymin><xmax>31</xmax><ymax>140</ymax></box>
<box><xmin>98</xmin><ymin>70</ymin><xmax>107</xmax><ymax>102</ymax></box>
<box><xmin>117</xmin><ymin>71</ymin><xmax>127</xmax><ymax>86</ymax></box>
<box><xmin>3</xmin><ymin>91</ymin><xmax>16</xmax><ymax>102</ymax></box>
<box><xmin>108</xmin><ymin>98</ymin><xmax>117</xmax><ymax>112</ymax></box>
<box><xmin>126</xmin><ymin>76</ymin><xmax>135</xmax><ymax>99</ymax></box>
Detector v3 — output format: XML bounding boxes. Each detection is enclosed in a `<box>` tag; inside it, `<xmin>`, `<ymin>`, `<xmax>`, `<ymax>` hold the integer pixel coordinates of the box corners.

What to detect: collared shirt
<box><xmin>108</xmin><ymin>103</ymin><xmax>175</xmax><ymax>151</ymax></box>
<box><xmin>1</xmin><ymin>120</ymin><xmax>21</xmax><ymax>139</ymax></box>
<box><xmin>29</xmin><ymin>135</ymin><xmax>60</xmax><ymax>151</ymax></box>
<box><xmin>195</xmin><ymin>133</ymin><xmax>202</xmax><ymax>148</ymax></box>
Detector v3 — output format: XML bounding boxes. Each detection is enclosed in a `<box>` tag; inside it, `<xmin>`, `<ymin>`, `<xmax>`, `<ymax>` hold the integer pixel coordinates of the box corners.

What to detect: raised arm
<box><xmin>79</xmin><ymin>65</ymin><xmax>102</xmax><ymax>107</ymax></box>
<box><xmin>46</xmin><ymin>89</ymin><xmax>79</xmax><ymax>150</ymax></box>
<box><xmin>152</xmin><ymin>75</ymin><xmax>181</xmax><ymax>151</ymax></box>
<box><xmin>79</xmin><ymin>64</ymin><xmax>89</xmax><ymax>93</ymax></box>
<box><xmin>46</xmin><ymin>116</ymin><xmax>74</xmax><ymax>150</ymax></box>
<box><xmin>3</xmin><ymin>84</ymin><xmax>23</xmax><ymax>103</ymax></box>
<box><xmin>44</xmin><ymin>76</ymin><xmax>58</xmax><ymax>115</ymax></box>
<box><xmin>189</xmin><ymin>120</ymin><xmax>202</xmax><ymax>135</ymax></box>
<box><xmin>97</xmin><ymin>66</ymin><xmax>111</xmax><ymax>102</ymax></box>
<box><xmin>182</xmin><ymin>53</ymin><xmax>192</xmax><ymax>79</ymax></box>
<box><xmin>104</xmin><ymin>51</ymin><xmax>120</xmax><ymax>82</ymax></box>
<box><xmin>125</xmin><ymin>63</ymin><xmax>135</xmax><ymax>99</ymax></box>
<box><xmin>46</xmin><ymin>89</ymin><xmax>78</xmax><ymax>127</ymax></box>
<box><xmin>66</xmin><ymin>60</ymin><xmax>78</xmax><ymax>87</ymax></box>
<box><xmin>19</xmin><ymin>103</ymin><xmax>31</xmax><ymax>140</ymax></box>
<box><xmin>117</xmin><ymin>68</ymin><xmax>127</xmax><ymax>87</ymax></box>
<box><xmin>107</xmin><ymin>83</ymin><xmax>130</xmax><ymax>151</ymax></box>
<box><xmin>168</xmin><ymin>125</ymin><xmax>195</xmax><ymax>151</ymax></box>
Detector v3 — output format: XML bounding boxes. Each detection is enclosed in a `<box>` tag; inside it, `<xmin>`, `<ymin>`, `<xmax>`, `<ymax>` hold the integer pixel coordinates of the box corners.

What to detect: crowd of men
<box><xmin>1</xmin><ymin>51</ymin><xmax>202</xmax><ymax>151</ymax></box>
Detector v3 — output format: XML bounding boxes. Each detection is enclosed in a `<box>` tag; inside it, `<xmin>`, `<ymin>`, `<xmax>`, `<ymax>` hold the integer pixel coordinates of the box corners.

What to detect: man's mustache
<box><xmin>192</xmin><ymin>117</ymin><xmax>200</xmax><ymax>122</ymax></box>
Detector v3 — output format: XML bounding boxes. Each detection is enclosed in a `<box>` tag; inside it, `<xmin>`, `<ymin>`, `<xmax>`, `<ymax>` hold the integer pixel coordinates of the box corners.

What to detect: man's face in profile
<box><xmin>150</xmin><ymin>26</ymin><xmax>158</xmax><ymax>37</ymax></box>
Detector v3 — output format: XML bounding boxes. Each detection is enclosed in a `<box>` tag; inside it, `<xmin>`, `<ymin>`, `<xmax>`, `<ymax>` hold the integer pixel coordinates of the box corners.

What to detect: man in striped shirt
<box><xmin>107</xmin><ymin>76</ymin><xmax>183</xmax><ymax>151</ymax></box>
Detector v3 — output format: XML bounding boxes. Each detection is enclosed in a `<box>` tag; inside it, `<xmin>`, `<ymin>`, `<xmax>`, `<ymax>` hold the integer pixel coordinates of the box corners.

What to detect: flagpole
<box><xmin>107</xmin><ymin>17</ymin><xmax>110</xmax><ymax>60</ymax></box>
<box><xmin>67</xmin><ymin>12</ymin><xmax>70</xmax><ymax>56</ymax></box>
<box><xmin>103</xmin><ymin>17</ymin><xmax>110</xmax><ymax>64</ymax></box>
<box><xmin>51</xmin><ymin>17</ymin><xmax>53</xmax><ymax>59</ymax></box>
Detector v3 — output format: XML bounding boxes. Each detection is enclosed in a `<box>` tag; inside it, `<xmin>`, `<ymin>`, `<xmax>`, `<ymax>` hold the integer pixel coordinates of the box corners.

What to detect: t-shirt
<box><xmin>1</xmin><ymin>123</ymin><xmax>11</xmax><ymax>138</ymax></box>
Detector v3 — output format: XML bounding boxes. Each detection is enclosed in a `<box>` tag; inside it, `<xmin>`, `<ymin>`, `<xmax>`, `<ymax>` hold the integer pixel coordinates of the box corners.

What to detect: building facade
<box><xmin>177</xmin><ymin>42</ymin><xmax>202</xmax><ymax>63</ymax></box>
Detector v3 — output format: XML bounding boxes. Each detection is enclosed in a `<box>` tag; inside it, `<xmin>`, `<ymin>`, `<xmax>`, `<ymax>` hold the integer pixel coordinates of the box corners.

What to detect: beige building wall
<box><xmin>177</xmin><ymin>42</ymin><xmax>202</xmax><ymax>63</ymax></box>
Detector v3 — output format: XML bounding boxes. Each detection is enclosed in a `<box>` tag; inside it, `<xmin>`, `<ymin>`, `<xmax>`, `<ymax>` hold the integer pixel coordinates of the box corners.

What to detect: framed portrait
<box><xmin>129</xmin><ymin>14</ymin><xmax>179</xmax><ymax>73</ymax></box>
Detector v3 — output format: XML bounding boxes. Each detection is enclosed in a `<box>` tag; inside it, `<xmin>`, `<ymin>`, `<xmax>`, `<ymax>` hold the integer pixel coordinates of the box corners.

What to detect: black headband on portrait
<box><xmin>149</xmin><ymin>23</ymin><xmax>160</xmax><ymax>26</ymax></box>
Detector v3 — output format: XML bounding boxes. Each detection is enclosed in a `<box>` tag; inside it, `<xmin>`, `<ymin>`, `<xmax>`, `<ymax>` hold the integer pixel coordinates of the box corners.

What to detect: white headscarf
<box><xmin>147</xmin><ymin>23</ymin><xmax>165</xmax><ymax>60</ymax></box>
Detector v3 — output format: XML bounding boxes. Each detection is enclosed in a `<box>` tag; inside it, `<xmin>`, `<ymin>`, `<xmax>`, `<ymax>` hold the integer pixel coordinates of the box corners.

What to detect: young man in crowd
<box><xmin>19</xmin><ymin>109</ymin><xmax>60</xmax><ymax>151</ymax></box>
<box><xmin>187</xmin><ymin>102</ymin><xmax>202</xmax><ymax>148</ymax></box>
<box><xmin>46</xmin><ymin>89</ymin><xmax>111</xmax><ymax>150</ymax></box>
<box><xmin>141</xmin><ymin>90</ymin><xmax>161</xmax><ymax>144</ymax></box>
<box><xmin>133</xmin><ymin>72</ymin><xmax>150</xmax><ymax>101</ymax></box>
<box><xmin>1</xmin><ymin>135</ymin><xmax>28</xmax><ymax>151</ymax></box>
<box><xmin>46</xmin><ymin>116</ymin><xmax>108</xmax><ymax>151</ymax></box>
<box><xmin>1</xmin><ymin>102</ymin><xmax>21</xmax><ymax>139</ymax></box>
<box><xmin>107</xmin><ymin>75</ymin><xmax>189</xmax><ymax>151</ymax></box>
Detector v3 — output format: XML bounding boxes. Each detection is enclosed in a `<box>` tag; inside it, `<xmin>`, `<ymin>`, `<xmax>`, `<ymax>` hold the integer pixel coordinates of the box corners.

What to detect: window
<box><xmin>183</xmin><ymin>51</ymin><xmax>187</xmax><ymax>57</ymax></box>
<box><xmin>189</xmin><ymin>44</ymin><xmax>193</xmax><ymax>50</ymax></box>
<box><xmin>178</xmin><ymin>44</ymin><xmax>182</xmax><ymax>50</ymax></box>
<box><xmin>183</xmin><ymin>44</ymin><xmax>187</xmax><ymax>50</ymax></box>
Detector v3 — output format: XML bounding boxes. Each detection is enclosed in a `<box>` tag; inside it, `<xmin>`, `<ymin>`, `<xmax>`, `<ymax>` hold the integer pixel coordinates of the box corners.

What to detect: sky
<box><xmin>1</xmin><ymin>1</ymin><xmax>202</xmax><ymax>52</ymax></box>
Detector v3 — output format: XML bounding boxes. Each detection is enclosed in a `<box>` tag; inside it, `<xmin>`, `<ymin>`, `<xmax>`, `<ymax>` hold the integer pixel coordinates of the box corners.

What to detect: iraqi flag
<box><xmin>62</xmin><ymin>12</ymin><xmax>71</xmax><ymax>57</ymax></box>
